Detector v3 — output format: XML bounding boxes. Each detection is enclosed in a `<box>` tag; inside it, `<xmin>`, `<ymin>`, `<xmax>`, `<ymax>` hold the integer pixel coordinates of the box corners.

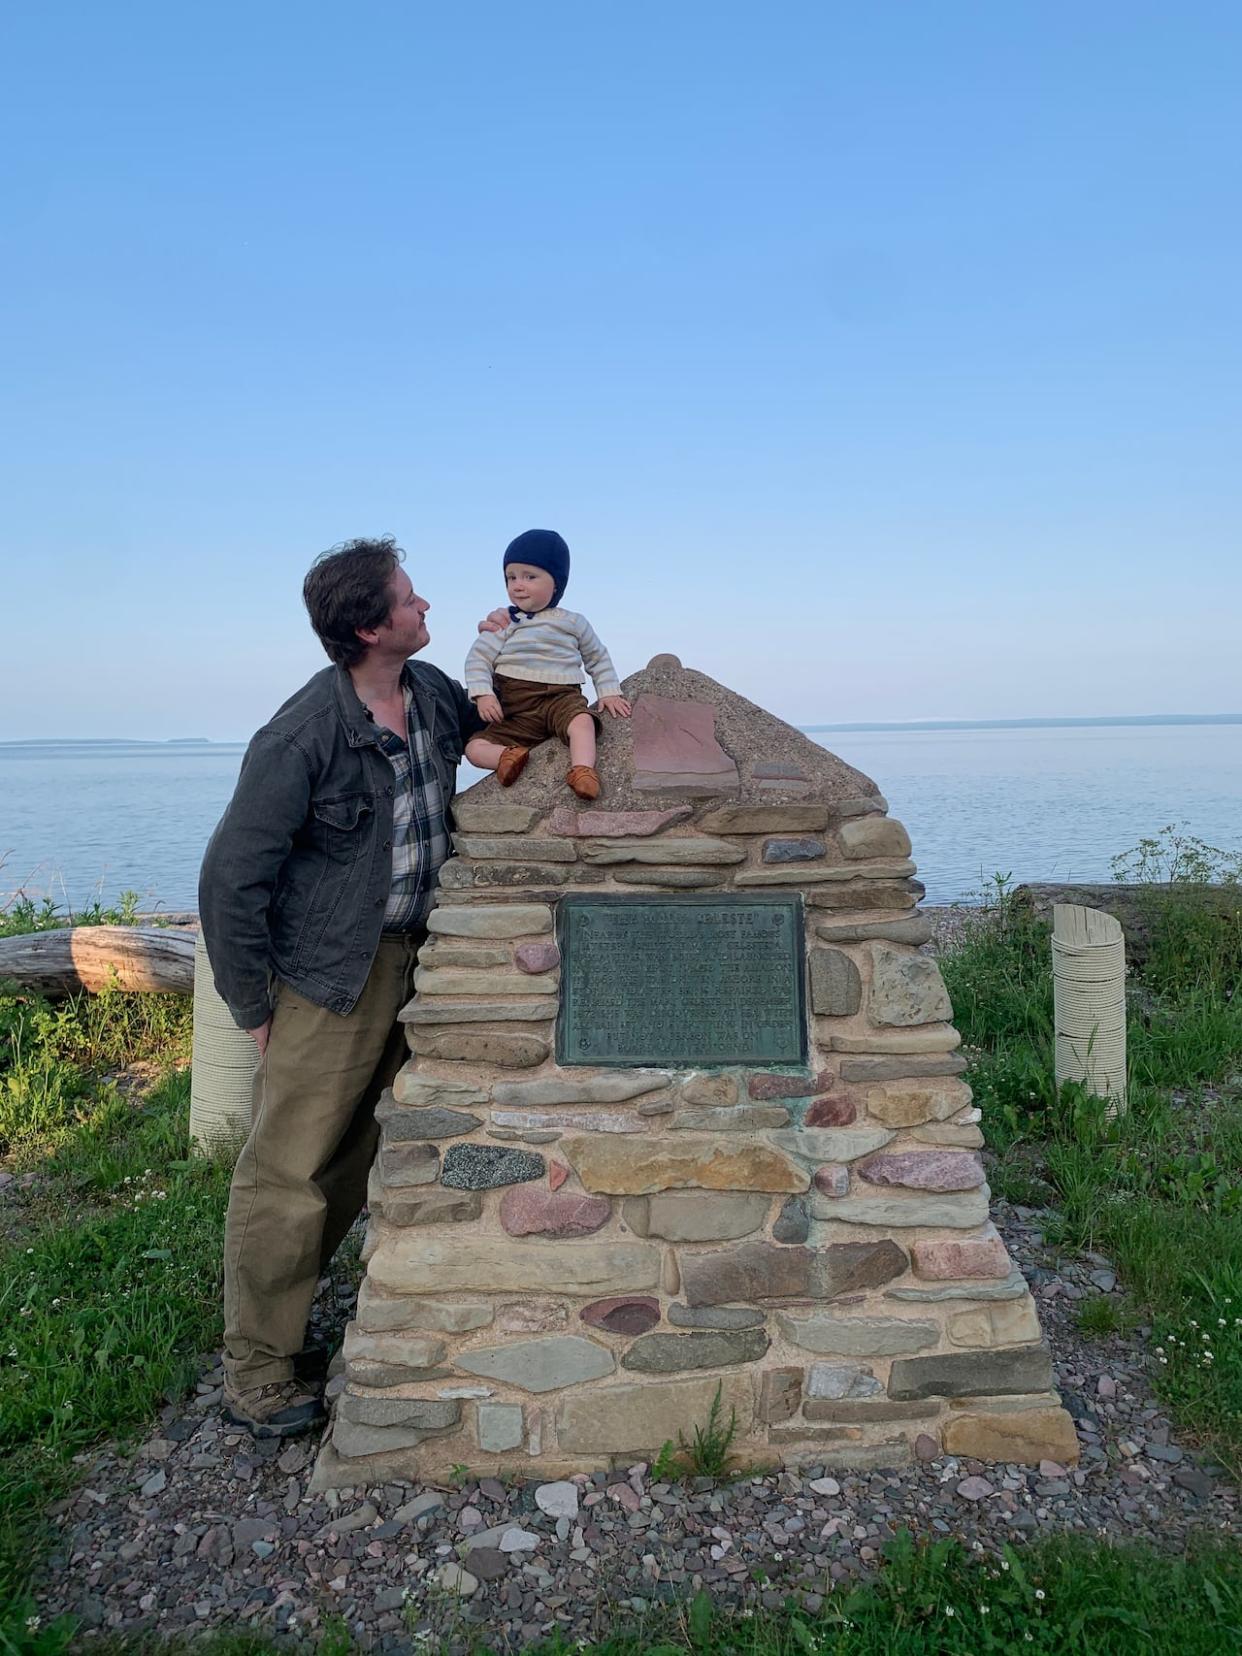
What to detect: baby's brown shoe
<box><xmin>566</xmin><ymin>765</ymin><xmax>600</xmax><ymax>801</ymax></box>
<box><xmin>497</xmin><ymin>747</ymin><xmax>530</xmax><ymax>786</ymax></box>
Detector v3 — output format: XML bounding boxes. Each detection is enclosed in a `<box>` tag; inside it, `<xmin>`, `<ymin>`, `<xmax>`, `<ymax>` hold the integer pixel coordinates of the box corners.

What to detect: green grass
<box><xmin>0</xmin><ymin>970</ymin><xmax>229</xmax><ymax>1651</ymax></box>
<box><xmin>941</xmin><ymin>833</ymin><xmax>1242</xmax><ymax>1476</ymax></box>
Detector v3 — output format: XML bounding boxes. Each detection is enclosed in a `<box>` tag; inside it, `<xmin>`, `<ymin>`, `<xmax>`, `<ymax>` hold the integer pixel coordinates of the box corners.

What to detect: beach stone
<box><xmin>441</xmin><ymin>1145</ymin><xmax>545</xmax><ymax>1190</ymax></box>
<box><xmin>760</xmin><ymin>1367</ymin><xmax>803</xmax><ymax>1423</ymax></box>
<box><xmin>912</xmin><ymin>1226</ymin><xmax>1013</xmax><ymax>1279</ymax></box>
<box><xmin>427</xmin><ymin>904</ymin><xmax>553</xmax><ymax>938</ymax></box>
<box><xmin>477</xmin><ymin>1403</ymin><xmax>524</xmax><ymax>1453</ymax></box>
<box><xmin>456</xmin><ymin>835</ymin><xmax>578</xmax><ymax>862</ymax></box>
<box><xmin>809</xmin><ymin>1192</ymin><xmax>991</xmax><ymax>1228</ymax></box>
<box><xmin>621</xmin><ymin>1329</ymin><xmax>768</xmax><ymax>1373</ymax></box>
<box><xmin>441</xmin><ymin>860</ymin><xmax>572</xmax><ymax>889</ymax></box>
<box><xmin>379</xmin><ymin>1104</ymin><xmax>483</xmax><ymax>1140</ymax></box>
<box><xmin>867</xmin><ymin>945</ymin><xmax>953</xmax><ymax>1027</ymax></box>
<box><xmin>942</xmin><ymin>1408</ymin><xmax>1080</xmax><ymax>1465</ymax></box>
<box><xmin>748</xmin><ymin>1070</ymin><xmax>832</xmax><ymax>1100</ymax></box>
<box><xmin>492</xmin><ymin>1105</ymin><xmax>643</xmax><ymax>1135</ymax></box>
<box><xmin>838</xmin><ymin>816</ymin><xmax>912</xmax><ymax>860</ymax></box>
<box><xmin>738</xmin><ymin>861</ymin><xmax>915</xmax><ymax>888</ymax></box>
<box><xmin>337</xmin><ymin>1396</ymin><xmax>460</xmax><ymax>1430</ymax></box>
<box><xmin>419</xmin><ymin>942</ymin><xmax>512</xmax><ymax>968</ymax></box>
<box><xmin>580</xmin><ymin>1296</ymin><xmax>661</xmax><ymax>1335</ymax></box>
<box><xmin>815</xmin><ymin>916</ymin><xmax>934</xmax><ymax>946</ymax></box>
<box><xmin>496</xmin><ymin>1299</ymin><xmax>570</xmax><ymax>1334</ymax></box>
<box><xmin>667</xmin><ymin>1304</ymin><xmax>766</xmax><ymax>1330</ymax></box>
<box><xmin>631</xmin><ymin>694</ymin><xmax>740</xmax><ymax>793</ymax></box>
<box><xmin>564</xmin><ymin>1136</ymin><xmax>807</xmax><ymax>1195</ymax></box>
<box><xmin>515</xmin><ymin>941</ymin><xmax>560</xmax><ymax>974</ymax></box>
<box><xmin>535</xmin><ymin>1481</ymin><xmax>580</xmax><ymax>1519</ymax></box>
<box><xmin>430</xmin><ymin>1563</ymin><xmax>478</xmax><ymax>1598</ymax></box>
<box><xmin>411</xmin><ymin>1030</ymin><xmax>549</xmax><ymax>1067</ymax></box>
<box><xmin>580</xmin><ymin>836</ymin><xmax>745</xmax><ymax>865</ymax></box>
<box><xmin>865</xmin><ymin>1080</ymin><xmax>973</xmax><ymax>1128</ymax></box>
<box><xmin>699</xmin><ymin>805</ymin><xmax>829</xmax><ymax>833</ymax></box>
<box><xmin>390</xmin><ymin>1073</ymin><xmax>489</xmax><ymax>1109</ymax></box>
<box><xmin>623</xmin><ymin>1191</ymin><xmax>771</xmax><ymax>1242</ymax></box>
<box><xmin>888</xmin><ymin>1343</ymin><xmax>1055</xmax><ymax>1400</ymax></box>
<box><xmin>379</xmin><ymin>1142</ymin><xmax>440</xmax><ymax>1186</ymax></box>
<box><xmin>812</xmin><ymin>1163</ymin><xmax>850</xmax><ymax>1198</ymax></box>
<box><xmin>773</xmin><ymin>1196</ymin><xmax>810</xmax><ymax>1243</ymax></box>
<box><xmin>612</xmin><ymin>869</ymin><xmax>727</xmax><ymax>887</ymax></box>
<box><xmin>805</xmin><ymin>1095</ymin><xmax>857</xmax><ymax>1127</ymax></box>
<box><xmin>413</xmin><ymin>968</ymin><xmax>556</xmax><ymax>998</ymax></box>
<box><xmin>355</xmin><ymin>1280</ymin><xmax>493</xmax><ymax>1334</ymax></box>
<box><xmin>763</xmin><ymin>837</ymin><xmax>827</xmax><ymax>863</ymax></box>
<box><xmin>776</xmin><ymin>1314</ymin><xmax>938</xmax><ymax>1356</ymax></box>
<box><xmin>948</xmin><ymin>1298</ymin><xmax>1042</xmax><ymax>1348</ymax></box>
<box><xmin>806</xmin><ymin>1362</ymin><xmax>884</xmax><ymax>1400</ymax></box>
<box><xmin>333</xmin><ymin>1419</ymin><xmax>440</xmax><ymax>1458</ymax></box>
<box><xmin>839</xmin><ymin>1053</ymin><xmax>968</xmax><ymax>1081</ymax></box>
<box><xmin>679</xmin><ymin>1239</ymin><xmax>906</xmax><ymax>1306</ymax></box>
<box><xmin>680</xmin><ymin>1073</ymin><xmax>740</xmax><ymax>1107</ymax></box>
<box><xmin>888</xmin><ymin>1269</ymin><xmax>1028</xmax><ymax>1303</ymax></box>
<box><xmin>809</xmin><ymin>949</ymin><xmax>862</xmax><ymax>1017</ymax></box>
<box><xmin>452</xmin><ymin>797</ymin><xmax>543</xmax><ymax>833</ymax></box>
<box><xmin>493</xmin><ymin>1075</ymin><xmax>669</xmax><ymax>1108</ymax></box>
<box><xmin>368</xmin><ymin>1236</ymin><xmax>660</xmax><ymax>1297</ymax></box>
<box><xmin>379</xmin><ymin>1187</ymin><xmax>482</xmax><ymax>1227</ymax></box>
<box><xmin>769</xmin><ymin>1127</ymin><xmax>894</xmax><ymax>1164</ymax></box>
<box><xmin>405</xmin><ymin>996</ymin><xmax>557</xmax><ymax>1024</ymax></box>
<box><xmin>456</xmin><ymin>1336</ymin><xmax>614</xmax><ymax>1393</ymax></box>
<box><xmin>804</xmin><ymin>880</ymin><xmax>920</xmax><ymax>910</ymax></box>
<box><xmin>555</xmin><ymin>1375</ymin><xmax>753</xmax><ymax>1454</ymax></box>
<box><xmin>669</xmin><ymin>1105</ymin><xmax>789</xmax><ymax>1131</ymax></box>
<box><xmin>858</xmin><ymin>1150</ymin><xmax>986</xmax><ymax>1192</ymax></box>
<box><xmin>499</xmin><ymin>1186</ymin><xmax>611</xmax><ymax>1238</ymax></box>
<box><xmin>914</xmin><ymin>1121</ymin><xmax>985</xmax><ymax>1147</ymax></box>
<box><xmin>549</xmin><ymin>805</ymin><xmax>692</xmax><ymax>837</ymax></box>
<box><xmin>832</xmin><ymin>1027</ymin><xmax>961</xmax><ymax>1054</ymax></box>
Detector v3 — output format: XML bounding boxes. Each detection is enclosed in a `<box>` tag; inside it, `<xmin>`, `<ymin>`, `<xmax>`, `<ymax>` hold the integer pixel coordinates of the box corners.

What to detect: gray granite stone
<box><xmin>379</xmin><ymin>1104</ymin><xmax>483</xmax><ymax>1140</ymax></box>
<box><xmin>762</xmin><ymin>837</ymin><xmax>828</xmax><ymax>862</ymax></box>
<box><xmin>440</xmin><ymin>1144</ymin><xmax>545</xmax><ymax>1190</ymax></box>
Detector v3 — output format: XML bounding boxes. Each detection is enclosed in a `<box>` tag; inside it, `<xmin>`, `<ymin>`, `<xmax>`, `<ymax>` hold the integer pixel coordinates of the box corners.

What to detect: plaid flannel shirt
<box><xmin>376</xmin><ymin>683</ymin><xmax>450</xmax><ymax>932</ymax></box>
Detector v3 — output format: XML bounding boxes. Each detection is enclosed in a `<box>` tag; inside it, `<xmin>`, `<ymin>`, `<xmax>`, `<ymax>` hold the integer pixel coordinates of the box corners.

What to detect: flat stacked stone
<box><xmin>317</xmin><ymin>654</ymin><xmax>1074</xmax><ymax>1488</ymax></box>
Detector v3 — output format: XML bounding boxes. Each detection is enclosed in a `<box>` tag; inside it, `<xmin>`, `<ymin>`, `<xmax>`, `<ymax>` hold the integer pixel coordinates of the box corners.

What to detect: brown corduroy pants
<box><xmin>222</xmin><ymin>932</ymin><xmax>422</xmax><ymax>1389</ymax></box>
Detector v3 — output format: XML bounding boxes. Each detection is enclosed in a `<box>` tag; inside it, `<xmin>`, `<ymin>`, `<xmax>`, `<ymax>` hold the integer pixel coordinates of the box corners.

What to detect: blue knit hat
<box><xmin>504</xmin><ymin>528</ymin><xmax>570</xmax><ymax>611</ymax></box>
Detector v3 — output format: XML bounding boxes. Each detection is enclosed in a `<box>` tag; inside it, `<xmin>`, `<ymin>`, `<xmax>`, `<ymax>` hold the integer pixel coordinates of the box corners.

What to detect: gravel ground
<box><xmin>36</xmin><ymin>1201</ymin><xmax>1237</xmax><ymax>1650</ymax></box>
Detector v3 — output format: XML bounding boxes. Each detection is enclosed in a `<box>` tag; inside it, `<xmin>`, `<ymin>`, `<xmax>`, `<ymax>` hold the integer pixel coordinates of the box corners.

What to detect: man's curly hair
<box><xmin>303</xmin><ymin>536</ymin><xmax>405</xmax><ymax>667</ymax></box>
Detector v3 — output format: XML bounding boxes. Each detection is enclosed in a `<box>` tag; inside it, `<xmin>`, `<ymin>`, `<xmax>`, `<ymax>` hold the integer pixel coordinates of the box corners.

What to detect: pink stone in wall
<box><xmin>858</xmin><ymin>1150</ymin><xmax>985</xmax><ymax>1192</ymax></box>
<box><xmin>515</xmin><ymin>941</ymin><xmax>561</xmax><ymax>975</ymax></box>
<box><xmin>549</xmin><ymin>805</ymin><xmax>692</xmax><ymax>837</ymax></box>
<box><xmin>748</xmin><ymin>1071</ymin><xmax>833</xmax><ymax>1101</ymax></box>
<box><xmin>912</xmin><ymin>1226</ymin><xmax>1013</xmax><ymax>1280</ymax></box>
<box><xmin>580</xmin><ymin>1296</ymin><xmax>661</xmax><ymax>1335</ymax></box>
<box><xmin>805</xmin><ymin>1095</ymin><xmax>856</xmax><ymax>1127</ymax></box>
<box><xmin>631</xmin><ymin>695</ymin><xmax>740</xmax><ymax>792</ymax></box>
<box><xmin>548</xmin><ymin>1160</ymin><xmax>570</xmax><ymax>1191</ymax></box>
<box><xmin>812</xmin><ymin>1164</ymin><xmax>850</xmax><ymax>1198</ymax></box>
<box><xmin>499</xmin><ymin>1186</ymin><xmax>611</xmax><ymax>1238</ymax></box>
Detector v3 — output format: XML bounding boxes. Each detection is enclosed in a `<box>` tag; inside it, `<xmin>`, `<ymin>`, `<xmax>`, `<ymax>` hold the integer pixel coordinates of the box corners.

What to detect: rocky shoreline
<box><xmin>38</xmin><ymin>1197</ymin><xmax>1236</xmax><ymax>1649</ymax></box>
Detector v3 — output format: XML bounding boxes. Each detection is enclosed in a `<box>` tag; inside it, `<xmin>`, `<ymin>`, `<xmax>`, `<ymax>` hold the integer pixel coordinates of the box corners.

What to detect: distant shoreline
<box><xmin>3</xmin><ymin>713</ymin><xmax>1242</xmax><ymax>748</ymax></box>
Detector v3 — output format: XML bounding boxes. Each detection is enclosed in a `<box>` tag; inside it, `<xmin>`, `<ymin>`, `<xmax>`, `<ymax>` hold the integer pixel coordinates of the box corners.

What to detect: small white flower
<box><xmin>945</xmin><ymin>1606</ymin><xmax>955</xmax><ymax>1617</ymax></box>
<box><xmin>1035</xmin><ymin>1588</ymin><xmax>1045</xmax><ymax>1600</ymax></box>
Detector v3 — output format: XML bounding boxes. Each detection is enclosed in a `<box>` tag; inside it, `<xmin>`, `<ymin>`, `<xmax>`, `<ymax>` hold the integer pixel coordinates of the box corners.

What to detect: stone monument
<box><xmin>316</xmin><ymin>655</ymin><xmax>1076</xmax><ymax>1484</ymax></box>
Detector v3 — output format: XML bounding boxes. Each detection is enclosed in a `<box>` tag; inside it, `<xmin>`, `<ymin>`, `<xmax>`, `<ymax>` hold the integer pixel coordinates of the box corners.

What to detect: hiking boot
<box><xmin>497</xmin><ymin>746</ymin><xmax>529</xmax><ymax>786</ymax></box>
<box><xmin>222</xmin><ymin>1377</ymin><xmax>326</xmax><ymax>1439</ymax></box>
<box><xmin>566</xmin><ymin>764</ymin><xmax>600</xmax><ymax>801</ymax></box>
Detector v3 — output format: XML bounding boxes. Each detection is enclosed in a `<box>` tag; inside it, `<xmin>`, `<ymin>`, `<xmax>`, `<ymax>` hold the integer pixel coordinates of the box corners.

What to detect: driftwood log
<box><xmin>0</xmin><ymin>925</ymin><xmax>196</xmax><ymax>996</ymax></box>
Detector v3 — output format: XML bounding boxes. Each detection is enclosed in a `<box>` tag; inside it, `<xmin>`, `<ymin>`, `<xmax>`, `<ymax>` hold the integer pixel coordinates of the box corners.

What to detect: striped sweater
<box><xmin>464</xmin><ymin>607</ymin><xmax>622</xmax><ymax>701</ymax></box>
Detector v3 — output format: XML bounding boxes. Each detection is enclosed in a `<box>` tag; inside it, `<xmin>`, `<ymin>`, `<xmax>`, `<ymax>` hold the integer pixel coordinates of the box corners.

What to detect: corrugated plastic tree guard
<box><xmin>1052</xmin><ymin>902</ymin><xmax>1127</xmax><ymax>1114</ymax></box>
<box><xmin>190</xmin><ymin>928</ymin><xmax>257</xmax><ymax>1153</ymax></box>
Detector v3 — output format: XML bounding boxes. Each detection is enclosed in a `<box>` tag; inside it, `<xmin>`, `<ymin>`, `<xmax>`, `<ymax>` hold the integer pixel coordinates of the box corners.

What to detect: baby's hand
<box><xmin>477</xmin><ymin>608</ymin><xmax>511</xmax><ymax>635</ymax></box>
<box><xmin>475</xmin><ymin>694</ymin><xmax>504</xmax><ymax>723</ymax></box>
<box><xmin>598</xmin><ymin>695</ymin><xmax>632</xmax><ymax>718</ymax></box>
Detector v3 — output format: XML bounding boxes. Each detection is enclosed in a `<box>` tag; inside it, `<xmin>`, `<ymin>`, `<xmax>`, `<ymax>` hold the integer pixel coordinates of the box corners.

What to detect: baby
<box><xmin>464</xmin><ymin>529</ymin><xmax>630</xmax><ymax>800</ymax></box>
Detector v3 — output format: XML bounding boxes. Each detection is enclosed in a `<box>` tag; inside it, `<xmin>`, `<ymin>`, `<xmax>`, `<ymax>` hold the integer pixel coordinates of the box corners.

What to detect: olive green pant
<box><xmin>222</xmin><ymin>932</ymin><xmax>421</xmax><ymax>1390</ymax></box>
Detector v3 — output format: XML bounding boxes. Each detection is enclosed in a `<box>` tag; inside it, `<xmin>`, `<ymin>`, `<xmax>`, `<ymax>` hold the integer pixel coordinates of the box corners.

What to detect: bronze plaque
<box><xmin>558</xmin><ymin>895</ymin><xmax>805</xmax><ymax>1067</ymax></box>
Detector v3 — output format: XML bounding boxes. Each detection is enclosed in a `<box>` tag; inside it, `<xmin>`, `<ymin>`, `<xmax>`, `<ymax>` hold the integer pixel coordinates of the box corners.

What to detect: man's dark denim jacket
<box><xmin>199</xmin><ymin>661</ymin><xmax>483</xmax><ymax>1029</ymax></box>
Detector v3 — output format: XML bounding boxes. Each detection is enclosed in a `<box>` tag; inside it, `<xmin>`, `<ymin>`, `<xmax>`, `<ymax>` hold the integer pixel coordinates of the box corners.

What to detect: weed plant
<box><xmin>941</xmin><ymin>828</ymin><xmax>1242</xmax><ymax>1473</ymax></box>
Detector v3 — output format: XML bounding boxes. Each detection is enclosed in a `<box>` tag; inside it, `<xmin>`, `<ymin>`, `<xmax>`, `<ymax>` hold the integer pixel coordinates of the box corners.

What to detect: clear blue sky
<box><xmin>2</xmin><ymin>1</ymin><xmax>1239</xmax><ymax>739</ymax></box>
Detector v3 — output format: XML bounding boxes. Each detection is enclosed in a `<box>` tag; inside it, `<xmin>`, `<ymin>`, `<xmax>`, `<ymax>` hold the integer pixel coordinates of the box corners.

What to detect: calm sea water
<box><xmin>1</xmin><ymin>722</ymin><xmax>1239</xmax><ymax>913</ymax></box>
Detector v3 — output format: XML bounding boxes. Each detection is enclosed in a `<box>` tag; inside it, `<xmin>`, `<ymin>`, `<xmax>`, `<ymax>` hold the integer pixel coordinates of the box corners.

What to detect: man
<box><xmin>199</xmin><ymin>536</ymin><xmax>484</xmax><ymax>1437</ymax></box>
